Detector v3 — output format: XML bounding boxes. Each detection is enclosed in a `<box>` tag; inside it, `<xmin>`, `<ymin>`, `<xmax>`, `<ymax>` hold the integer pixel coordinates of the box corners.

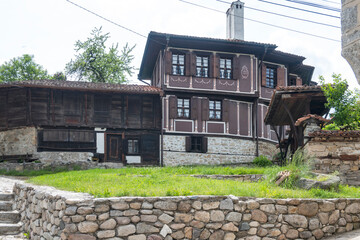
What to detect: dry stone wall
<box><xmin>13</xmin><ymin>182</ymin><xmax>360</xmax><ymax>240</ymax></box>
<box><xmin>304</xmin><ymin>134</ymin><xmax>360</xmax><ymax>186</ymax></box>
<box><xmin>163</xmin><ymin>135</ymin><xmax>277</xmax><ymax>166</ymax></box>
<box><xmin>0</xmin><ymin>127</ymin><xmax>37</xmax><ymax>156</ymax></box>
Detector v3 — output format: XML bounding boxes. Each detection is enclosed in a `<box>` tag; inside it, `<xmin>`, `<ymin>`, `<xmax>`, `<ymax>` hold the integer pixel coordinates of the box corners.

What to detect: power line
<box><xmin>258</xmin><ymin>0</ymin><xmax>340</xmax><ymax>19</ymax></box>
<box><xmin>65</xmin><ymin>0</ymin><xmax>148</xmax><ymax>39</ymax></box>
<box><xmin>216</xmin><ymin>0</ymin><xmax>340</xmax><ymax>29</ymax></box>
<box><xmin>179</xmin><ymin>0</ymin><xmax>340</xmax><ymax>42</ymax></box>
<box><xmin>316</xmin><ymin>0</ymin><xmax>340</xmax><ymax>5</ymax></box>
<box><xmin>283</xmin><ymin>0</ymin><xmax>340</xmax><ymax>12</ymax></box>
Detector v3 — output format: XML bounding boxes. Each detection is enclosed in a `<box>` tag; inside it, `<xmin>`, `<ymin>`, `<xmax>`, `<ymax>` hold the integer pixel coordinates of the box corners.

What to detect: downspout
<box><xmin>256</xmin><ymin>46</ymin><xmax>269</xmax><ymax>157</ymax></box>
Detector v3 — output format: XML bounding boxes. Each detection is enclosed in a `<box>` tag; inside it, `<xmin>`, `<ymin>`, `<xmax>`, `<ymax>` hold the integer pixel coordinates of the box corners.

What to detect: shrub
<box><xmin>253</xmin><ymin>155</ymin><xmax>273</xmax><ymax>167</ymax></box>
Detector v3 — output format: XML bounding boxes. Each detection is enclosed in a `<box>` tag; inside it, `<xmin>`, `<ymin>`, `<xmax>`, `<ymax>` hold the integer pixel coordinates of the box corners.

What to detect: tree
<box><xmin>51</xmin><ymin>72</ymin><xmax>66</xmax><ymax>81</ymax></box>
<box><xmin>65</xmin><ymin>27</ymin><xmax>135</xmax><ymax>84</ymax></box>
<box><xmin>320</xmin><ymin>73</ymin><xmax>360</xmax><ymax>130</ymax></box>
<box><xmin>0</xmin><ymin>54</ymin><xmax>49</xmax><ymax>82</ymax></box>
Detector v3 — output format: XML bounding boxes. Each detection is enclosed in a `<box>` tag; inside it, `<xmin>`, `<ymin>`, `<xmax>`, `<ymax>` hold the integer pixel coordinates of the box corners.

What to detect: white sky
<box><xmin>0</xmin><ymin>0</ymin><xmax>355</xmax><ymax>89</ymax></box>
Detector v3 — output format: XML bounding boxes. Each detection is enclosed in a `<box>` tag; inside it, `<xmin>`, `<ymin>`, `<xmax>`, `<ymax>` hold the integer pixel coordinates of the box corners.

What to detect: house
<box><xmin>138</xmin><ymin>1</ymin><xmax>315</xmax><ymax>166</ymax></box>
<box><xmin>0</xmin><ymin>80</ymin><xmax>162</xmax><ymax>165</ymax></box>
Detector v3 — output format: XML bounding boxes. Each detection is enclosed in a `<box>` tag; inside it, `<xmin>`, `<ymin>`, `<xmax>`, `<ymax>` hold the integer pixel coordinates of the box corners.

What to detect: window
<box><xmin>172</xmin><ymin>54</ymin><xmax>185</xmax><ymax>75</ymax></box>
<box><xmin>177</xmin><ymin>98</ymin><xmax>190</xmax><ymax>118</ymax></box>
<box><xmin>185</xmin><ymin>136</ymin><xmax>208</xmax><ymax>153</ymax></box>
<box><xmin>220</xmin><ymin>58</ymin><xmax>232</xmax><ymax>79</ymax></box>
<box><xmin>191</xmin><ymin>137</ymin><xmax>203</xmax><ymax>152</ymax></box>
<box><xmin>288</xmin><ymin>76</ymin><xmax>296</xmax><ymax>86</ymax></box>
<box><xmin>266</xmin><ymin>67</ymin><xmax>277</xmax><ymax>88</ymax></box>
<box><xmin>209</xmin><ymin>100</ymin><xmax>222</xmax><ymax>120</ymax></box>
<box><xmin>196</xmin><ymin>56</ymin><xmax>209</xmax><ymax>77</ymax></box>
<box><xmin>127</xmin><ymin>139</ymin><xmax>139</xmax><ymax>154</ymax></box>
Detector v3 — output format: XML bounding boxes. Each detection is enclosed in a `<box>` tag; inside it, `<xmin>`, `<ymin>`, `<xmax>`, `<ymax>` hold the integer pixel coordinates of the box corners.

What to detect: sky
<box><xmin>0</xmin><ymin>0</ymin><xmax>355</xmax><ymax>88</ymax></box>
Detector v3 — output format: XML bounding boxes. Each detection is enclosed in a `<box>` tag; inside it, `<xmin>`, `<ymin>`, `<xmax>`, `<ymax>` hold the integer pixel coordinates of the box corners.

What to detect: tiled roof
<box><xmin>149</xmin><ymin>31</ymin><xmax>277</xmax><ymax>48</ymax></box>
<box><xmin>0</xmin><ymin>80</ymin><xmax>163</xmax><ymax>95</ymax></box>
<box><xmin>295</xmin><ymin>114</ymin><xmax>330</xmax><ymax>126</ymax></box>
<box><xmin>309</xmin><ymin>130</ymin><xmax>360</xmax><ymax>137</ymax></box>
<box><xmin>276</xmin><ymin>85</ymin><xmax>322</xmax><ymax>91</ymax></box>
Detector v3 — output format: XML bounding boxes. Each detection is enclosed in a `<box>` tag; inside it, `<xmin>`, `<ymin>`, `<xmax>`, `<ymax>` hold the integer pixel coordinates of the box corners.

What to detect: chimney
<box><xmin>226</xmin><ymin>0</ymin><xmax>245</xmax><ymax>40</ymax></box>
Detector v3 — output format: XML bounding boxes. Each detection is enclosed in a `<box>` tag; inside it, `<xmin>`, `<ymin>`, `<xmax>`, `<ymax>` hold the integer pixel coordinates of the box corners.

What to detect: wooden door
<box><xmin>106</xmin><ymin>135</ymin><xmax>122</xmax><ymax>162</ymax></box>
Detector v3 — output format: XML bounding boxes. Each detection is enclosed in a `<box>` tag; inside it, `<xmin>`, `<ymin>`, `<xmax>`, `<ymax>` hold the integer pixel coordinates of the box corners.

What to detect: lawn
<box><xmin>26</xmin><ymin>166</ymin><xmax>360</xmax><ymax>199</ymax></box>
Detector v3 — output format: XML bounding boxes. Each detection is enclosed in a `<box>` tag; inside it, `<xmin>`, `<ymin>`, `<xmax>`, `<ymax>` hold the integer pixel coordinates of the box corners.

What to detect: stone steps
<box><xmin>0</xmin><ymin>211</ymin><xmax>20</xmax><ymax>224</ymax></box>
<box><xmin>0</xmin><ymin>193</ymin><xmax>21</xmax><ymax>236</ymax></box>
<box><xmin>0</xmin><ymin>202</ymin><xmax>12</xmax><ymax>211</ymax></box>
<box><xmin>0</xmin><ymin>223</ymin><xmax>22</xmax><ymax>235</ymax></box>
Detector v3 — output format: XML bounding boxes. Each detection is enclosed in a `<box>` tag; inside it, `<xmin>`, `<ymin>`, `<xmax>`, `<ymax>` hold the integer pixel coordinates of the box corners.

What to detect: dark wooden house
<box><xmin>0</xmin><ymin>80</ymin><xmax>162</xmax><ymax>165</ymax></box>
<box><xmin>138</xmin><ymin>30</ymin><xmax>314</xmax><ymax>166</ymax></box>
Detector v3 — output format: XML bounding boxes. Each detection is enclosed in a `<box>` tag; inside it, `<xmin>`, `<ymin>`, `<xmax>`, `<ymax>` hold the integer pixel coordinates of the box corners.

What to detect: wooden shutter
<box><xmin>185</xmin><ymin>52</ymin><xmax>191</xmax><ymax>76</ymax></box>
<box><xmin>233</xmin><ymin>56</ymin><xmax>240</xmax><ymax>80</ymax></box>
<box><xmin>261</xmin><ymin>64</ymin><xmax>267</xmax><ymax>87</ymax></box>
<box><xmin>201</xmin><ymin>98</ymin><xmax>209</xmax><ymax>121</ymax></box>
<box><xmin>191</xmin><ymin>97</ymin><xmax>198</xmax><ymax>120</ymax></box>
<box><xmin>277</xmin><ymin>66</ymin><xmax>286</xmax><ymax>87</ymax></box>
<box><xmin>168</xmin><ymin>95</ymin><xmax>178</xmax><ymax>119</ymax></box>
<box><xmin>213</xmin><ymin>54</ymin><xmax>220</xmax><ymax>78</ymax></box>
<box><xmin>165</xmin><ymin>50</ymin><xmax>172</xmax><ymax>75</ymax></box>
<box><xmin>202</xmin><ymin>137</ymin><xmax>208</xmax><ymax>153</ymax></box>
<box><xmin>190</xmin><ymin>52</ymin><xmax>196</xmax><ymax>76</ymax></box>
<box><xmin>296</xmin><ymin>77</ymin><xmax>303</xmax><ymax>86</ymax></box>
<box><xmin>185</xmin><ymin>136</ymin><xmax>191</xmax><ymax>152</ymax></box>
<box><xmin>222</xmin><ymin>99</ymin><xmax>230</xmax><ymax>122</ymax></box>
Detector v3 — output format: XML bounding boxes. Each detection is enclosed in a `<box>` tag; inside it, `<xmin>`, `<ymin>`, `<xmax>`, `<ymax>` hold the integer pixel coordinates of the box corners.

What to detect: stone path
<box><xmin>0</xmin><ymin>176</ymin><xmax>360</xmax><ymax>240</ymax></box>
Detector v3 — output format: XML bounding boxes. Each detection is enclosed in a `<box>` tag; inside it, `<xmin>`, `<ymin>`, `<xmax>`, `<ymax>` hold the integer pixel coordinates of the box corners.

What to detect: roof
<box><xmin>138</xmin><ymin>31</ymin><xmax>314</xmax><ymax>84</ymax></box>
<box><xmin>264</xmin><ymin>85</ymin><xmax>328</xmax><ymax>126</ymax></box>
<box><xmin>295</xmin><ymin>114</ymin><xmax>330</xmax><ymax>126</ymax></box>
<box><xmin>0</xmin><ymin>80</ymin><xmax>163</xmax><ymax>95</ymax></box>
<box><xmin>309</xmin><ymin>130</ymin><xmax>360</xmax><ymax>138</ymax></box>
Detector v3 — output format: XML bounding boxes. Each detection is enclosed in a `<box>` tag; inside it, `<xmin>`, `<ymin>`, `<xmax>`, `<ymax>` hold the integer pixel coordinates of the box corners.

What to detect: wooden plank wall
<box><xmin>0</xmin><ymin>88</ymin><xmax>161</xmax><ymax>130</ymax></box>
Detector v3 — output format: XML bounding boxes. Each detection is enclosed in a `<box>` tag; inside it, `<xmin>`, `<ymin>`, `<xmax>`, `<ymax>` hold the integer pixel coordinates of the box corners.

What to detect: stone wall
<box><xmin>304</xmin><ymin>132</ymin><xmax>360</xmax><ymax>186</ymax></box>
<box><xmin>342</xmin><ymin>0</ymin><xmax>360</xmax><ymax>83</ymax></box>
<box><xmin>163</xmin><ymin>135</ymin><xmax>277</xmax><ymax>166</ymax></box>
<box><xmin>0</xmin><ymin>127</ymin><xmax>93</xmax><ymax>163</ymax></box>
<box><xmin>13</xmin><ymin>181</ymin><xmax>360</xmax><ymax>240</ymax></box>
<box><xmin>0</xmin><ymin>127</ymin><xmax>37</xmax><ymax>156</ymax></box>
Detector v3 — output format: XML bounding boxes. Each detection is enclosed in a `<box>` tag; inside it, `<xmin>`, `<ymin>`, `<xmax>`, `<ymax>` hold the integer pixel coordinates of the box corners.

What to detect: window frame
<box><xmin>127</xmin><ymin>138</ymin><xmax>140</xmax><ymax>155</ymax></box>
<box><xmin>177</xmin><ymin>98</ymin><xmax>190</xmax><ymax>119</ymax></box>
<box><xmin>172</xmin><ymin>53</ymin><xmax>185</xmax><ymax>76</ymax></box>
<box><xmin>219</xmin><ymin>58</ymin><xmax>232</xmax><ymax>79</ymax></box>
<box><xmin>209</xmin><ymin>100</ymin><xmax>222</xmax><ymax>121</ymax></box>
<box><xmin>266</xmin><ymin>66</ymin><xmax>277</xmax><ymax>88</ymax></box>
<box><xmin>191</xmin><ymin>136</ymin><xmax>203</xmax><ymax>152</ymax></box>
<box><xmin>288</xmin><ymin>76</ymin><xmax>297</xmax><ymax>86</ymax></box>
<box><xmin>196</xmin><ymin>56</ymin><xmax>209</xmax><ymax>78</ymax></box>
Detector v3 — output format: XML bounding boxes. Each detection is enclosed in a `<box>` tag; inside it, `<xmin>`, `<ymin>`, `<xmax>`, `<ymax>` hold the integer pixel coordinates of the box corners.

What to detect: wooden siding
<box><xmin>0</xmin><ymin>88</ymin><xmax>161</xmax><ymax>131</ymax></box>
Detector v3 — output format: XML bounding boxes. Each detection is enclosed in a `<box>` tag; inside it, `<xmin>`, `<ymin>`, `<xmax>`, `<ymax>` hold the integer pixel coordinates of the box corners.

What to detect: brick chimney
<box><xmin>226</xmin><ymin>0</ymin><xmax>245</xmax><ymax>40</ymax></box>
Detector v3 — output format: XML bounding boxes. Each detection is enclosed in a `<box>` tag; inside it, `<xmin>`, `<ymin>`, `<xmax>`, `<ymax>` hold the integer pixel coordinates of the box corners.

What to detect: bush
<box><xmin>253</xmin><ymin>155</ymin><xmax>273</xmax><ymax>167</ymax></box>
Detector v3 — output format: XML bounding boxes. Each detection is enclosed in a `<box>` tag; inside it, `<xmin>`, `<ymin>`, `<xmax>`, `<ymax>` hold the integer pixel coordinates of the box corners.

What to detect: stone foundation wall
<box><xmin>0</xmin><ymin>127</ymin><xmax>93</xmax><ymax>163</ymax></box>
<box><xmin>13</xmin><ymin>182</ymin><xmax>360</xmax><ymax>240</ymax></box>
<box><xmin>0</xmin><ymin>127</ymin><xmax>37</xmax><ymax>156</ymax></box>
<box><xmin>163</xmin><ymin>135</ymin><xmax>277</xmax><ymax>166</ymax></box>
<box><xmin>304</xmin><ymin>135</ymin><xmax>360</xmax><ymax>186</ymax></box>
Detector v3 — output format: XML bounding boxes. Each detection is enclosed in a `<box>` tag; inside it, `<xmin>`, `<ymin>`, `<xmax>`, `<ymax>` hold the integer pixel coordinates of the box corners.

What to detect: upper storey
<box><xmin>138</xmin><ymin>32</ymin><xmax>315</xmax><ymax>99</ymax></box>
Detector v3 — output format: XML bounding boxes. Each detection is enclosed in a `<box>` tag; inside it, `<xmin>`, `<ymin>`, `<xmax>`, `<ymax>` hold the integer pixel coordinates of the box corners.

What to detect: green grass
<box><xmin>27</xmin><ymin>166</ymin><xmax>360</xmax><ymax>199</ymax></box>
<box><xmin>0</xmin><ymin>166</ymin><xmax>76</xmax><ymax>177</ymax></box>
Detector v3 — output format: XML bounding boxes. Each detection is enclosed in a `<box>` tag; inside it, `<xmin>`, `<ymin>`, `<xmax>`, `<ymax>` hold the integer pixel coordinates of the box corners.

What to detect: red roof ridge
<box><xmin>295</xmin><ymin>114</ymin><xmax>330</xmax><ymax>126</ymax></box>
<box><xmin>309</xmin><ymin>130</ymin><xmax>360</xmax><ymax>137</ymax></box>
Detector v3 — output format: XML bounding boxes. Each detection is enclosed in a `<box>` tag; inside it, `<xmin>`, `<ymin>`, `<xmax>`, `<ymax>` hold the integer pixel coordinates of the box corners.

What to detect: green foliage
<box><xmin>322</xmin><ymin>123</ymin><xmax>340</xmax><ymax>130</ymax></box>
<box><xmin>65</xmin><ymin>27</ymin><xmax>135</xmax><ymax>83</ymax></box>
<box><xmin>320</xmin><ymin>73</ymin><xmax>360</xmax><ymax>130</ymax></box>
<box><xmin>253</xmin><ymin>155</ymin><xmax>273</xmax><ymax>167</ymax></box>
<box><xmin>0</xmin><ymin>54</ymin><xmax>49</xmax><ymax>82</ymax></box>
<box><xmin>51</xmin><ymin>72</ymin><xmax>66</xmax><ymax>81</ymax></box>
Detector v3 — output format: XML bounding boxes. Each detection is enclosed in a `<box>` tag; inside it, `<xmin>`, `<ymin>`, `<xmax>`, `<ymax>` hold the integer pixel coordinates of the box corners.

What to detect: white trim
<box><xmin>166</xmin><ymin>84</ymin><xmax>256</xmax><ymax>94</ymax></box>
<box><xmin>263</xmin><ymin>61</ymin><xmax>285</xmax><ymax>68</ymax></box>
<box><xmin>168</xmin><ymin>47</ymin><xmax>254</xmax><ymax>57</ymax></box>
<box><xmin>237</xmin><ymin>102</ymin><xmax>240</xmax><ymax>135</ymax></box>
<box><xmin>174</xmin><ymin>119</ymin><xmax>194</xmax><ymax>132</ymax></box>
<box><xmin>248</xmin><ymin>104</ymin><xmax>251</xmax><ymax>136</ymax></box>
<box><xmin>165</xmin><ymin>130</ymin><xmax>259</xmax><ymax>139</ymax></box>
<box><xmin>250</xmin><ymin>56</ymin><xmax>254</xmax><ymax>92</ymax></box>
<box><xmin>206</xmin><ymin>121</ymin><xmax>225</xmax><ymax>134</ymax></box>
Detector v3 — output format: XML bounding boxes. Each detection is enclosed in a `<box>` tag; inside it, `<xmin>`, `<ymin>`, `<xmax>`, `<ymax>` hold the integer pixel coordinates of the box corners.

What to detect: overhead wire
<box><xmin>179</xmin><ymin>0</ymin><xmax>340</xmax><ymax>42</ymax></box>
<box><xmin>216</xmin><ymin>0</ymin><xmax>340</xmax><ymax>29</ymax></box>
<box><xmin>257</xmin><ymin>0</ymin><xmax>340</xmax><ymax>19</ymax></box>
<box><xmin>283</xmin><ymin>0</ymin><xmax>340</xmax><ymax>12</ymax></box>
